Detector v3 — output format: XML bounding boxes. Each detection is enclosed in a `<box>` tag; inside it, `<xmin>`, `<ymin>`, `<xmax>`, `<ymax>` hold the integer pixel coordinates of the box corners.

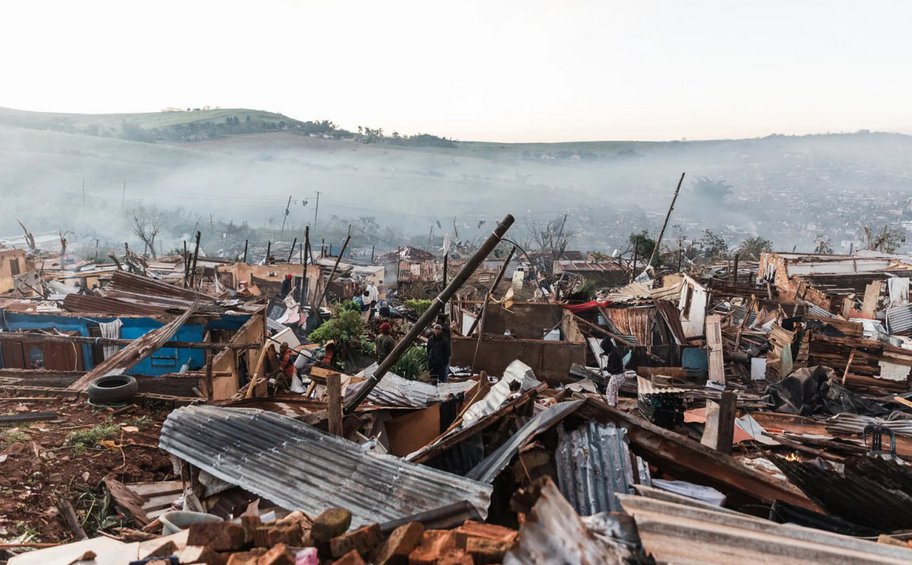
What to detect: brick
<box><xmin>374</xmin><ymin>522</ymin><xmax>425</xmax><ymax>565</ymax></box>
<box><xmin>437</xmin><ymin>549</ymin><xmax>473</xmax><ymax>565</ymax></box>
<box><xmin>407</xmin><ymin>530</ymin><xmax>457</xmax><ymax>565</ymax></box>
<box><xmin>275</xmin><ymin>510</ymin><xmax>309</xmax><ymax>527</ymax></box>
<box><xmin>466</xmin><ymin>537</ymin><xmax>512</xmax><ymax>564</ymax></box>
<box><xmin>176</xmin><ymin>545</ymin><xmax>228</xmax><ymax>565</ymax></box>
<box><xmin>454</xmin><ymin>520</ymin><xmax>517</xmax><ymax>545</ymax></box>
<box><xmin>240</xmin><ymin>514</ymin><xmax>263</xmax><ymax>545</ymax></box>
<box><xmin>253</xmin><ymin>523</ymin><xmax>303</xmax><ymax>548</ymax></box>
<box><xmin>331</xmin><ymin>549</ymin><xmax>366</xmax><ymax>565</ymax></box>
<box><xmin>140</xmin><ymin>540</ymin><xmax>178</xmax><ymax>558</ymax></box>
<box><xmin>226</xmin><ymin>548</ymin><xmax>266</xmax><ymax>565</ymax></box>
<box><xmin>256</xmin><ymin>543</ymin><xmax>295</xmax><ymax>565</ymax></box>
<box><xmin>187</xmin><ymin>521</ymin><xmax>247</xmax><ymax>552</ymax></box>
<box><xmin>312</xmin><ymin>508</ymin><xmax>352</xmax><ymax>542</ymax></box>
<box><xmin>330</xmin><ymin>523</ymin><xmax>381</xmax><ymax>558</ymax></box>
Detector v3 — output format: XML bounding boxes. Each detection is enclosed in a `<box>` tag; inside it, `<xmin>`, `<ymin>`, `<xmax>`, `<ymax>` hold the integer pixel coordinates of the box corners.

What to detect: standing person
<box><xmin>277</xmin><ymin>342</ymin><xmax>297</xmax><ymax>389</ymax></box>
<box><xmin>280</xmin><ymin>274</ymin><xmax>293</xmax><ymax>297</ymax></box>
<box><xmin>364</xmin><ymin>282</ymin><xmax>379</xmax><ymax>319</ymax></box>
<box><xmin>376</xmin><ymin>322</ymin><xmax>396</xmax><ymax>363</ymax></box>
<box><xmin>426</xmin><ymin>323</ymin><xmax>451</xmax><ymax>384</ymax></box>
<box><xmin>599</xmin><ymin>336</ymin><xmax>630</xmax><ymax>406</ymax></box>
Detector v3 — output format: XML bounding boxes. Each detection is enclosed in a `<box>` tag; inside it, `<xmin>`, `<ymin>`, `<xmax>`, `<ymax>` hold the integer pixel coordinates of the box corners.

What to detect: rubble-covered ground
<box><xmin>0</xmin><ymin>397</ymin><xmax>172</xmax><ymax>544</ymax></box>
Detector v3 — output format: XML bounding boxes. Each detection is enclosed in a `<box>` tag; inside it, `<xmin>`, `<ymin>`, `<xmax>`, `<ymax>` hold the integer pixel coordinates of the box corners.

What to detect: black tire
<box><xmin>87</xmin><ymin>375</ymin><xmax>139</xmax><ymax>405</ymax></box>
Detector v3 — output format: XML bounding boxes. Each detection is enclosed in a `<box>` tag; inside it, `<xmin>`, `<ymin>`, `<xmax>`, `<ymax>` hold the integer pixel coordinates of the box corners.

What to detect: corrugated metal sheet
<box><xmin>825</xmin><ymin>413</ymin><xmax>912</xmax><ymax>437</ymax></box>
<box><xmin>349</xmin><ymin>365</ymin><xmax>475</xmax><ymax>408</ymax></box>
<box><xmin>504</xmin><ymin>478</ymin><xmax>632</xmax><ymax>564</ymax></box>
<box><xmin>887</xmin><ymin>304</ymin><xmax>912</xmax><ymax>334</ymax></box>
<box><xmin>602</xmin><ymin>306</ymin><xmax>654</xmax><ymax>348</ymax></box>
<box><xmin>62</xmin><ymin>293</ymin><xmax>166</xmax><ymax>316</ymax></box>
<box><xmin>159</xmin><ymin>405</ymin><xmax>492</xmax><ymax>528</ymax></box>
<box><xmin>555</xmin><ymin>421</ymin><xmax>636</xmax><ymax>515</ymax></box>
<box><xmin>619</xmin><ymin>493</ymin><xmax>912</xmax><ymax>564</ymax></box>
<box><xmin>466</xmin><ymin>400</ymin><xmax>584</xmax><ymax>483</ymax></box>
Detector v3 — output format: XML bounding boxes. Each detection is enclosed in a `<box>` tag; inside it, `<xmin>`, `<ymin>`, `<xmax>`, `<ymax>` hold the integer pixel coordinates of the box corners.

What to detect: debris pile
<box><xmin>9</xmin><ymin>219</ymin><xmax>912</xmax><ymax>563</ymax></box>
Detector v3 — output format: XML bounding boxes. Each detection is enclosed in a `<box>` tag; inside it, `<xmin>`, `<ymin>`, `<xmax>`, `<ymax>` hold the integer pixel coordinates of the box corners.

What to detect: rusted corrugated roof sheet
<box><xmin>159</xmin><ymin>405</ymin><xmax>492</xmax><ymax>528</ymax></box>
<box><xmin>61</xmin><ymin>293</ymin><xmax>166</xmax><ymax>316</ymax></box>
<box><xmin>619</xmin><ymin>494</ymin><xmax>912</xmax><ymax>564</ymax></box>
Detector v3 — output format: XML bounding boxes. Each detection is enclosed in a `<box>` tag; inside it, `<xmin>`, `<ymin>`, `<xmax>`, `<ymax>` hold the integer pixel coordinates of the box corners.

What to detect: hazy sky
<box><xmin>2</xmin><ymin>0</ymin><xmax>910</xmax><ymax>142</ymax></box>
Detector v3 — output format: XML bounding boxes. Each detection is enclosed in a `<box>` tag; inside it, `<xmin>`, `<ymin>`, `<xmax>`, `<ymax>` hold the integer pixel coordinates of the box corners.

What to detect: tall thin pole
<box><xmin>313</xmin><ymin>191</ymin><xmax>320</xmax><ymax>234</ymax></box>
<box><xmin>287</xmin><ymin>237</ymin><xmax>297</xmax><ymax>262</ymax></box>
<box><xmin>242</xmin><ymin>240</ymin><xmax>248</xmax><ymax>264</ymax></box>
<box><xmin>465</xmin><ymin>244</ymin><xmax>516</xmax><ymax>337</ymax></box>
<box><xmin>189</xmin><ymin>231</ymin><xmax>201</xmax><ymax>289</ymax></box>
<box><xmin>121</xmin><ymin>179</ymin><xmax>126</xmax><ymax>209</ymax></box>
<box><xmin>300</xmin><ymin>226</ymin><xmax>310</xmax><ymax>310</ymax></box>
<box><xmin>280</xmin><ymin>195</ymin><xmax>292</xmax><ymax>236</ymax></box>
<box><xmin>313</xmin><ymin>235</ymin><xmax>351</xmax><ymax>309</ymax></box>
<box><xmin>345</xmin><ymin>214</ymin><xmax>515</xmax><ymax>414</ymax></box>
<box><xmin>647</xmin><ymin>172</ymin><xmax>686</xmax><ymax>268</ymax></box>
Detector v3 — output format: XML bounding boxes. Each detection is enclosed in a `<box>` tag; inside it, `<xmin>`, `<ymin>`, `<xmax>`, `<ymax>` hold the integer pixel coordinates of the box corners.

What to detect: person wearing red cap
<box><xmin>281</xmin><ymin>273</ymin><xmax>293</xmax><ymax>297</ymax></box>
<box><xmin>376</xmin><ymin>322</ymin><xmax>396</xmax><ymax>363</ymax></box>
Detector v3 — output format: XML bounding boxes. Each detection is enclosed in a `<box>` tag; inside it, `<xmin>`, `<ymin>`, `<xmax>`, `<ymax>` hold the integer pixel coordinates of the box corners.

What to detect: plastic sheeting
<box><xmin>765</xmin><ymin>366</ymin><xmax>888</xmax><ymax>417</ymax></box>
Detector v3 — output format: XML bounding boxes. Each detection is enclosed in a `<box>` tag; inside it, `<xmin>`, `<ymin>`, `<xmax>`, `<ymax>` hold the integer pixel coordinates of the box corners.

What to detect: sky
<box><xmin>1</xmin><ymin>0</ymin><xmax>911</xmax><ymax>142</ymax></box>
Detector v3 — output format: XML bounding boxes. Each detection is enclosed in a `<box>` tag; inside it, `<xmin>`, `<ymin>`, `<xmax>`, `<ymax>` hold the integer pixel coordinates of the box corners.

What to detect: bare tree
<box><xmin>128</xmin><ymin>205</ymin><xmax>162</xmax><ymax>258</ymax></box>
<box><xmin>523</xmin><ymin>214</ymin><xmax>575</xmax><ymax>275</ymax></box>
<box><xmin>862</xmin><ymin>224</ymin><xmax>906</xmax><ymax>254</ymax></box>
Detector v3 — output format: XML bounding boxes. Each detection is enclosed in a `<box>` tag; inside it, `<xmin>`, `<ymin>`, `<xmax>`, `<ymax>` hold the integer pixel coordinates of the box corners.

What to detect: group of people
<box><xmin>375</xmin><ymin>319</ymin><xmax>452</xmax><ymax>384</ymax></box>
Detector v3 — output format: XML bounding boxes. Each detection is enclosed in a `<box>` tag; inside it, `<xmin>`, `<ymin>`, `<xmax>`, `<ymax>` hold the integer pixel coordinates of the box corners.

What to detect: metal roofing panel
<box><xmin>619</xmin><ymin>494</ymin><xmax>912</xmax><ymax>564</ymax></box>
<box><xmin>158</xmin><ymin>405</ymin><xmax>492</xmax><ymax>528</ymax></box>
<box><xmin>555</xmin><ymin>421</ymin><xmax>635</xmax><ymax>515</ymax></box>
<box><xmin>887</xmin><ymin>304</ymin><xmax>912</xmax><ymax>334</ymax></box>
<box><xmin>466</xmin><ymin>400</ymin><xmax>584</xmax><ymax>483</ymax></box>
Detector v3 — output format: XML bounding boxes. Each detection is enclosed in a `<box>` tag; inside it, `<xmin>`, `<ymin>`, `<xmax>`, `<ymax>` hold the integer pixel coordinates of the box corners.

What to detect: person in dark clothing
<box><xmin>426</xmin><ymin>323</ymin><xmax>451</xmax><ymax>384</ymax></box>
<box><xmin>599</xmin><ymin>336</ymin><xmax>627</xmax><ymax>375</ymax></box>
<box><xmin>280</xmin><ymin>274</ymin><xmax>293</xmax><ymax>297</ymax></box>
<box><xmin>376</xmin><ymin>322</ymin><xmax>396</xmax><ymax>363</ymax></box>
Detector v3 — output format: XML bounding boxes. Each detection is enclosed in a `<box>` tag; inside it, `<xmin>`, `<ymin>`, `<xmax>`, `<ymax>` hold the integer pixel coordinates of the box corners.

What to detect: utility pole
<box><xmin>647</xmin><ymin>172</ymin><xmax>686</xmax><ymax>269</ymax></box>
<box><xmin>280</xmin><ymin>195</ymin><xmax>292</xmax><ymax>237</ymax></box>
<box><xmin>312</xmin><ymin>191</ymin><xmax>321</xmax><ymax>235</ymax></box>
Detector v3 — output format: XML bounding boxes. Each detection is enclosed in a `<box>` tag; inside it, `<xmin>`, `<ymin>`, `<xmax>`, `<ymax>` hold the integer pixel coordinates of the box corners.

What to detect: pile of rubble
<box><xmin>9</xmin><ymin>217</ymin><xmax>912</xmax><ymax>563</ymax></box>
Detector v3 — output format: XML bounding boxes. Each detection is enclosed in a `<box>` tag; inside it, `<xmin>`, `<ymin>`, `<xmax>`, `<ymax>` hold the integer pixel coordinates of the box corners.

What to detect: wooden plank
<box><xmin>327</xmin><ymin>373</ymin><xmax>343</xmax><ymax>436</ymax></box>
<box><xmin>861</xmin><ymin>280</ymin><xmax>883</xmax><ymax>318</ymax></box>
<box><xmin>104</xmin><ymin>477</ymin><xmax>151</xmax><ymax>526</ymax></box>
<box><xmin>0</xmin><ymin>412</ymin><xmax>58</xmax><ymax>424</ymax></box>
<box><xmin>705</xmin><ymin>315</ymin><xmax>725</xmax><ymax>384</ymax></box>
<box><xmin>716</xmin><ymin>390</ymin><xmax>737</xmax><ymax>454</ymax></box>
<box><xmin>128</xmin><ymin>480</ymin><xmax>183</xmax><ymax>498</ymax></box>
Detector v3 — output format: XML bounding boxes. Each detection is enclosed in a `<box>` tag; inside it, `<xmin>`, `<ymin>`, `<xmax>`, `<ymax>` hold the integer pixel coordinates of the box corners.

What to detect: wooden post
<box><xmin>842</xmin><ymin>347</ymin><xmax>856</xmax><ymax>385</ymax></box>
<box><xmin>313</xmin><ymin>235</ymin><xmax>352</xmax><ymax>309</ymax></box>
<box><xmin>716</xmin><ymin>390</ymin><xmax>737</xmax><ymax>454</ymax></box>
<box><xmin>732</xmin><ymin>253</ymin><xmax>740</xmax><ymax>284</ymax></box>
<box><xmin>327</xmin><ymin>373</ymin><xmax>342</xmax><ymax>436</ymax></box>
<box><xmin>204</xmin><ymin>349</ymin><xmax>214</xmax><ymax>400</ymax></box>
<box><xmin>183</xmin><ymin>240</ymin><xmax>190</xmax><ymax>288</ymax></box>
<box><xmin>265</xmin><ymin>241</ymin><xmax>272</xmax><ymax>263</ymax></box>
<box><xmin>371</xmin><ymin>245</ymin><xmax>375</xmax><ymax>263</ymax></box>
<box><xmin>300</xmin><ymin>226</ymin><xmax>310</xmax><ymax>310</ymax></box>
<box><xmin>466</xmin><ymin>245</ymin><xmax>516</xmax><ymax>337</ymax></box>
<box><xmin>630</xmin><ymin>238</ymin><xmax>638</xmax><ymax>283</ymax></box>
<box><xmin>443</xmin><ymin>253</ymin><xmax>448</xmax><ymax>287</ymax></box>
<box><xmin>706</xmin><ymin>314</ymin><xmax>725</xmax><ymax>384</ymax></box>
<box><xmin>245</xmin><ymin>344</ymin><xmax>271</xmax><ymax>399</ymax></box>
<box><xmin>242</xmin><ymin>239</ymin><xmax>248</xmax><ymax>264</ymax></box>
<box><xmin>287</xmin><ymin>237</ymin><xmax>297</xmax><ymax>262</ymax></box>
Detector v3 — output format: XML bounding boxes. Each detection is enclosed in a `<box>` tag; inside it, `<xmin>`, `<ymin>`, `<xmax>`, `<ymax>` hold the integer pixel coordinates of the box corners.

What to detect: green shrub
<box><xmin>404</xmin><ymin>299</ymin><xmax>433</xmax><ymax>318</ymax></box>
<box><xmin>393</xmin><ymin>346</ymin><xmax>428</xmax><ymax>380</ymax></box>
<box><xmin>308</xmin><ymin>308</ymin><xmax>364</xmax><ymax>344</ymax></box>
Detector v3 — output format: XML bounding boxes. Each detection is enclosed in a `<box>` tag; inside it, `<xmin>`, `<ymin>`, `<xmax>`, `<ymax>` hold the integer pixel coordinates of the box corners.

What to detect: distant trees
<box><xmin>524</xmin><ymin>214</ymin><xmax>575</xmax><ymax>275</ymax></box>
<box><xmin>737</xmin><ymin>236</ymin><xmax>773</xmax><ymax>260</ymax></box>
<box><xmin>128</xmin><ymin>205</ymin><xmax>162</xmax><ymax>258</ymax></box>
<box><xmin>862</xmin><ymin>225</ymin><xmax>907</xmax><ymax>254</ymax></box>
<box><xmin>700</xmin><ymin>229</ymin><xmax>729</xmax><ymax>259</ymax></box>
<box><xmin>628</xmin><ymin>230</ymin><xmax>657</xmax><ymax>265</ymax></box>
<box><xmin>691</xmin><ymin>177</ymin><xmax>733</xmax><ymax>201</ymax></box>
<box><xmin>815</xmin><ymin>233</ymin><xmax>833</xmax><ymax>254</ymax></box>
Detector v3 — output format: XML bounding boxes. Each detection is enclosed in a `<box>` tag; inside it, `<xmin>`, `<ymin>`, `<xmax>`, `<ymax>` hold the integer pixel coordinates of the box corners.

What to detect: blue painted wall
<box><xmin>0</xmin><ymin>311</ymin><xmax>250</xmax><ymax>376</ymax></box>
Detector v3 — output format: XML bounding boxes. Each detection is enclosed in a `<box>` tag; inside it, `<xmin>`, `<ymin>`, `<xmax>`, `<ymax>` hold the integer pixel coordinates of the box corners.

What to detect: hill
<box><xmin>2</xmin><ymin>106</ymin><xmax>912</xmax><ymax>258</ymax></box>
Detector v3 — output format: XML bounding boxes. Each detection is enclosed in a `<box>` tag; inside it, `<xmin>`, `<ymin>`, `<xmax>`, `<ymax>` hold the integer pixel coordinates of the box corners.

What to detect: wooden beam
<box><xmin>326</xmin><ymin>373</ymin><xmax>342</xmax><ymax>436</ymax></box>
<box><xmin>716</xmin><ymin>390</ymin><xmax>737</xmax><ymax>455</ymax></box>
<box><xmin>706</xmin><ymin>314</ymin><xmax>725</xmax><ymax>384</ymax></box>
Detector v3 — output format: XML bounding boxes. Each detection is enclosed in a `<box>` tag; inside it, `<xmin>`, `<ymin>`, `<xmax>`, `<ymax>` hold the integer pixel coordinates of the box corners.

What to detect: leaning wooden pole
<box><xmin>344</xmin><ymin>214</ymin><xmax>515</xmax><ymax>414</ymax></box>
<box><xmin>466</xmin><ymin>244</ymin><xmax>516</xmax><ymax>337</ymax></box>
<box><xmin>312</xmin><ymin>234</ymin><xmax>351</xmax><ymax>309</ymax></box>
<box><xmin>647</xmin><ymin>172</ymin><xmax>686</xmax><ymax>269</ymax></box>
<box><xmin>189</xmin><ymin>231</ymin><xmax>201</xmax><ymax>289</ymax></box>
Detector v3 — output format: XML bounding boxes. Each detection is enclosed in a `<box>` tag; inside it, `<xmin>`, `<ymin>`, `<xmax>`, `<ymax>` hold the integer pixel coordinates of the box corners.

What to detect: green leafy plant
<box><xmin>392</xmin><ymin>346</ymin><xmax>428</xmax><ymax>381</ymax></box>
<box><xmin>308</xmin><ymin>308</ymin><xmax>364</xmax><ymax>344</ymax></box>
<box><xmin>404</xmin><ymin>299</ymin><xmax>433</xmax><ymax>318</ymax></box>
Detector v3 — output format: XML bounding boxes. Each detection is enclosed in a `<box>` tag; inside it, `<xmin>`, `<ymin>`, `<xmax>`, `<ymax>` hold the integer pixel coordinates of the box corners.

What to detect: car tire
<box><xmin>87</xmin><ymin>375</ymin><xmax>139</xmax><ymax>405</ymax></box>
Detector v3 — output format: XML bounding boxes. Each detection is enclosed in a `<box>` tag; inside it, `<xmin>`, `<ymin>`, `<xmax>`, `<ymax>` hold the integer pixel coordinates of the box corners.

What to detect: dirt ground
<box><xmin>0</xmin><ymin>395</ymin><xmax>174</xmax><ymax>545</ymax></box>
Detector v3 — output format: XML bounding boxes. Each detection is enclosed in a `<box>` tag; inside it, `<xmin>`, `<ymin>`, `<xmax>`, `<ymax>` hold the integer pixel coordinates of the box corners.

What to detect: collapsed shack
<box><xmin>15</xmin><ymin>240</ymin><xmax>912</xmax><ymax>563</ymax></box>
